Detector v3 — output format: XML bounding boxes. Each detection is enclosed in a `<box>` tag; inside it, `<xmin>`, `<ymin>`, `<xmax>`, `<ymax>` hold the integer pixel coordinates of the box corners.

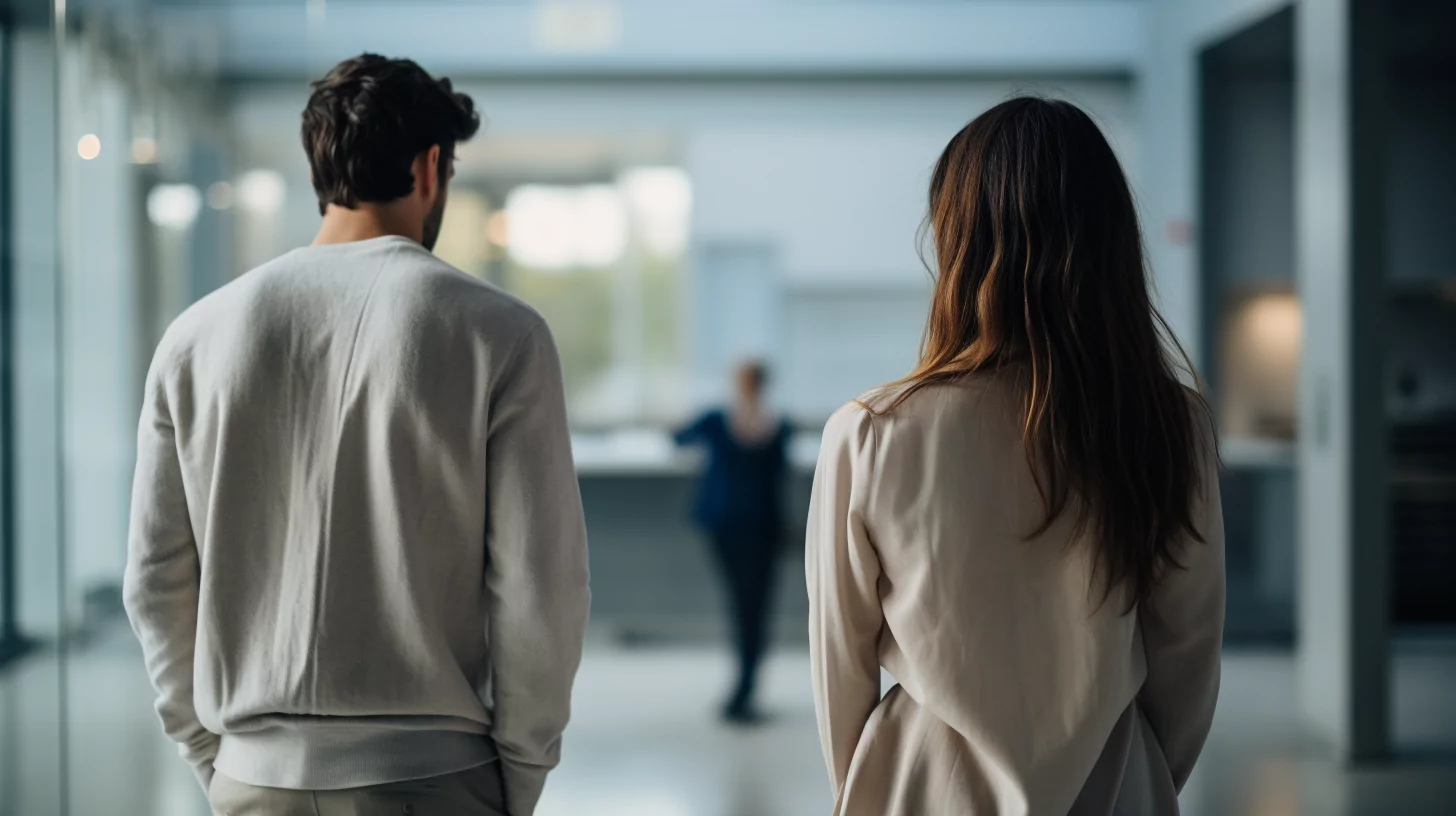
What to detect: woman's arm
<box><xmin>1138</xmin><ymin>421</ymin><xmax>1226</xmax><ymax>791</ymax></box>
<box><xmin>672</xmin><ymin>411</ymin><xmax>713</xmax><ymax>447</ymax></box>
<box><xmin>806</xmin><ymin>404</ymin><xmax>884</xmax><ymax>799</ymax></box>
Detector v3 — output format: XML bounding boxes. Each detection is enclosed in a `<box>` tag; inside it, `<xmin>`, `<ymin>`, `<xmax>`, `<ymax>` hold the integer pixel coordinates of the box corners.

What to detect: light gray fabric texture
<box><xmin>125</xmin><ymin>235</ymin><xmax>591</xmax><ymax>816</ymax></box>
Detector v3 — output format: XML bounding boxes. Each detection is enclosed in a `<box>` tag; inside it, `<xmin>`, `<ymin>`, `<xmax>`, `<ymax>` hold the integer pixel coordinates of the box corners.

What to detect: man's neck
<box><xmin>313</xmin><ymin>204</ymin><xmax>422</xmax><ymax>247</ymax></box>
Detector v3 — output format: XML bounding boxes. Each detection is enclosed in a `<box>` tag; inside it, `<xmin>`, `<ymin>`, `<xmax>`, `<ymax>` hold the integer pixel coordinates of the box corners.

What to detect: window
<box><xmin>434</xmin><ymin>167</ymin><xmax>692</xmax><ymax>429</ymax></box>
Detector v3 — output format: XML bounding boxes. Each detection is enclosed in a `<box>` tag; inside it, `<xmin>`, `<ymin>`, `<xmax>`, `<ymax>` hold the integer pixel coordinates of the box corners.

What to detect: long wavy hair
<box><xmin>879</xmin><ymin>97</ymin><xmax>1214</xmax><ymax>610</ymax></box>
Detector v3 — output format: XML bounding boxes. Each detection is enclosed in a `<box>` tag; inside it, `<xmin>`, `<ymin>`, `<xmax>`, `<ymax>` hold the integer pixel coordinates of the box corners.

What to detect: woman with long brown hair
<box><xmin>806</xmin><ymin>97</ymin><xmax>1225</xmax><ymax>815</ymax></box>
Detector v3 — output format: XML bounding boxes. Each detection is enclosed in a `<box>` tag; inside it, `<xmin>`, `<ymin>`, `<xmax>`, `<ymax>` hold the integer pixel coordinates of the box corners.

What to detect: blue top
<box><xmin>674</xmin><ymin>410</ymin><xmax>791</xmax><ymax>532</ymax></box>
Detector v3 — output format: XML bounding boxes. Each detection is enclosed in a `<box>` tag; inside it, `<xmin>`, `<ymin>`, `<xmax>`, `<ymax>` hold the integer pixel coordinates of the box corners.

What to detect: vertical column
<box><xmin>1295</xmin><ymin>0</ymin><xmax>1389</xmax><ymax>761</ymax></box>
<box><xmin>1137</xmin><ymin>1</ymin><xmax>1202</xmax><ymax>366</ymax></box>
<box><xmin>9</xmin><ymin>26</ymin><xmax>61</xmax><ymax>640</ymax></box>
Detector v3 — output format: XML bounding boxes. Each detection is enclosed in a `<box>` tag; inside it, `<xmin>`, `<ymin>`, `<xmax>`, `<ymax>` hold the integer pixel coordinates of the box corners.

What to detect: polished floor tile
<box><xmin>3</xmin><ymin>627</ymin><xmax>1454</xmax><ymax>816</ymax></box>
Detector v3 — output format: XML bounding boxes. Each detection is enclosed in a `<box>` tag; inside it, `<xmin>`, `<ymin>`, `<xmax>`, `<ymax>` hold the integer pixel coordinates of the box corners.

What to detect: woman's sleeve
<box><xmin>1137</xmin><ymin>415</ymin><xmax>1226</xmax><ymax>791</ymax></box>
<box><xmin>806</xmin><ymin>403</ymin><xmax>884</xmax><ymax>799</ymax></box>
<box><xmin>672</xmin><ymin>412</ymin><xmax>712</xmax><ymax>447</ymax></box>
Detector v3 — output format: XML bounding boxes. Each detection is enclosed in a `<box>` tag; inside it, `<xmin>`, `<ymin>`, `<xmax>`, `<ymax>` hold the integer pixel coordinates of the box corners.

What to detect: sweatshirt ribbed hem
<box><xmin>214</xmin><ymin>723</ymin><xmax>498</xmax><ymax>791</ymax></box>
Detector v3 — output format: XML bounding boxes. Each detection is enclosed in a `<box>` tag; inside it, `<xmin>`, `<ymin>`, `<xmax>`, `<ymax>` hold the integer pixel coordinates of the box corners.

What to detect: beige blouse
<box><xmin>806</xmin><ymin>377</ymin><xmax>1224</xmax><ymax>816</ymax></box>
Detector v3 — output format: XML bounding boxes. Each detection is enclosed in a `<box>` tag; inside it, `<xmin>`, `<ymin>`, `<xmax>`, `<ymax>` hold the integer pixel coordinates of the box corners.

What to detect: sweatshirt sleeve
<box><xmin>1137</xmin><ymin>416</ymin><xmax>1226</xmax><ymax>790</ymax></box>
<box><xmin>806</xmin><ymin>403</ymin><xmax>884</xmax><ymax>802</ymax></box>
<box><xmin>123</xmin><ymin>358</ymin><xmax>220</xmax><ymax>792</ymax></box>
<box><xmin>484</xmin><ymin>322</ymin><xmax>592</xmax><ymax>816</ymax></box>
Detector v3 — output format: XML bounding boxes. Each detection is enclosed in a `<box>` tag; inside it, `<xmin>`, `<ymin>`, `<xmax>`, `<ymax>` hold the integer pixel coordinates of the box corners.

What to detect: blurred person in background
<box><xmin>124</xmin><ymin>54</ymin><xmax>589</xmax><ymax>816</ymax></box>
<box><xmin>675</xmin><ymin>360</ymin><xmax>792</xmax><ymax>725</ymax></box>
<box><xmin>807</xmin><ymin>98</ymin><xmax>1225</xmax><ymax>815</ymax></box>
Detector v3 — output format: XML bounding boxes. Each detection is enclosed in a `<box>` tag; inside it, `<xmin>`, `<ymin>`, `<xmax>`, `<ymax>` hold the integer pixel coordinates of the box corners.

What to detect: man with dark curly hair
<box><xmin>124</xmin><ymin>54</ymin><xmax>590</xmax><ymax>816</ymax></box>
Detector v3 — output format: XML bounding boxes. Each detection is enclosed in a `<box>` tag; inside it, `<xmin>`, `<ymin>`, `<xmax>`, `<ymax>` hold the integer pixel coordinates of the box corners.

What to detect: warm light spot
<box><xmin>77</xmin><ymin>134</ymin><xmax>101</xmax><ymax>161</ymax></box>
<box><xmin>487</xmin><ymin>211</ymin><xmax>510</xmax><ymax>247</ymax></box>
<box><xmin>1243</xmin><ymin>293</ymin><xmax>1302</xmax><ymax>354</ymax></box>
<box><xmin>1220</xmin><ymin>292</ymin><xmax>1302</xmax><ymax>438</ymax></box>
<box><xmin>130</xmin><ymin>137</ymin><xmax>159</xmax><ymax>164</ymax></box>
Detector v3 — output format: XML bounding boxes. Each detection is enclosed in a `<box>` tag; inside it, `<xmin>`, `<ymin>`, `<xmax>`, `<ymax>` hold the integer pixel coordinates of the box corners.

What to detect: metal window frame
<box><xmin>0</xmin><ymin>11</ymin><xmax>31</xmax><ymax>669</ymax></box>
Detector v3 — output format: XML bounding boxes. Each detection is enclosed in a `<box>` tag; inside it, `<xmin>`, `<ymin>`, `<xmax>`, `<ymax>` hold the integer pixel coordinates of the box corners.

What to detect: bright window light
<box><xmin>575</xmin><ymin>185</ymin><xmax>629</xmax><ymax>267</ymax></box>
<box><xmin>506</xmin><ymin>187</ymin><xmax>578</xmax><ymax>269</ymax></box>
<box><xmin>147</xmin><ymin>184</ymin><xmax>202</xmax><ymax>230</ymax></box>
<box><xmin>619</xmin><ymin>167</ymin><xmax>692</xmax><ymax>257</ymax></box>
<box><xmin>237</xmin><ymin>169</ymin><xmax>286</xmax><ymax>215</ymax></box>
<box><xmin>506</xmin><ymin>184</ymin><xmax>628</xmax><ymax>270</ymax></box>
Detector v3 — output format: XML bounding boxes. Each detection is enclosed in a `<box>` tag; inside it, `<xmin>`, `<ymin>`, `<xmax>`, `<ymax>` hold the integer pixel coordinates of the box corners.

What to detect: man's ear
<box><xmin>416</xmin><ymin>145</ymin><xmax>442</xmax><ymax>203</ymax></box>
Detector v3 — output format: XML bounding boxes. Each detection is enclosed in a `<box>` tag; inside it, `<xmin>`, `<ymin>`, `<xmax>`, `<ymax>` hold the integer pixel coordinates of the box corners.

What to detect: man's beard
<box><xmin>421</xmin><ymin>193</ymin><xmax>447</xmax><ymax>251</ymax></box>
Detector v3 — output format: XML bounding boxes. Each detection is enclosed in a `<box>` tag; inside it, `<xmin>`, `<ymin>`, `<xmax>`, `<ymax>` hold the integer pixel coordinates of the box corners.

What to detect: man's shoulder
<box><xmin>150</xmin><ymin>255</ymin><xmax>286</xmax><ymax>369</ymax></box>
<box><xmin>153</xmin><ymin>244</ymin><xmax>550</xmax><ymax>370</ymax></box>
<box><xmin>409</xmin><ymin>256</ymin><xmax>543</xmax><ymax>332</ymax></box>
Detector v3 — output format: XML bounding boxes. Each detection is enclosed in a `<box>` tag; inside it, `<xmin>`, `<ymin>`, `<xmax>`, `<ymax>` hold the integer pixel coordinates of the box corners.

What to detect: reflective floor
<box><xmin>2</xmin><ymin>626</ymin><xmax>1454</xmax><ymax>816</ymax></box>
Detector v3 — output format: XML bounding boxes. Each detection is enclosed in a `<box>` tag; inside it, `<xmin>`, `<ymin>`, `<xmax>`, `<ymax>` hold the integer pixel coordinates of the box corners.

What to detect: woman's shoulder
<box><xmin>854</xmin><ymin>374</ymin><xmax>1011</xmax><ymax>425</ymax></box>
<box><xmin>817</xmin><ymin>400</ymin><xmax>878</xmax><ymax>462</ymax></box>
<box><xmin>819</xmin><ymin>374</ymin><xmax>1010</xmax><ymax>453</ymax></box>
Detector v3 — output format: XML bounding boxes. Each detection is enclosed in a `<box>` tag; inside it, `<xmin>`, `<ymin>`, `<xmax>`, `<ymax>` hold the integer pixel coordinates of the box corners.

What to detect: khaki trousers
<box><xmin>208</xmin><ymin>764</ymin><xmax>507</xmax><ymax>816</ymax></box>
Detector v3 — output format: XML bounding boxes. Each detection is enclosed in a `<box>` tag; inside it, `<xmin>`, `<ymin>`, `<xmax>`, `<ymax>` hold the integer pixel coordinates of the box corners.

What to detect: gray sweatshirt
<box><xmin>123</xmin><ymin>235</ymin><xmax>591</xmax><ymax>816</ymax></box>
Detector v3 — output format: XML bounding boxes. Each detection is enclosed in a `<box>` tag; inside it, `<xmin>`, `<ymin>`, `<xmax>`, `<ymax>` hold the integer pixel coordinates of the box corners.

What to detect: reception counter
<box><xmin>571</xmin><ymin>429</ymin><xmax>1297</xmax><ymax>645</ymax></box>
<box><xmin>571</xmin><ymin>430</ymin><xmax>818</xmax><ymax>645</ymax></box>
